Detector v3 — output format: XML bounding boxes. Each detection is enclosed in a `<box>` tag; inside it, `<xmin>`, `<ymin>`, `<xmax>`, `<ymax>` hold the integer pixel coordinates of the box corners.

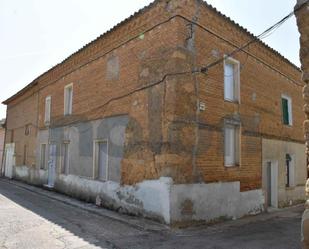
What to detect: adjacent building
<box><xmin>2</xmin><ymin>0</ymin><xmax>306</xmax><ymax>225</ymax></box>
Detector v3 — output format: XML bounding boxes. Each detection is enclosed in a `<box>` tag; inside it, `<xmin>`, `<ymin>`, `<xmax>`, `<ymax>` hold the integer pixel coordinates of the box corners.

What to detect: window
<box><xmin>224</xmin><ymin>123</ymin><xmax>240</xmax><ymax>167</ymax></box>
<box><xmin>40</xmin><ymin>144</ymin><xmax>47</xmax><ymax>169</ymax></box>
<box><xmin>94</xmin><ymin>140</ymin><xmax>108</xmax><ymax>181</ymax></box>
<box><xmin>281</xmin><ymin>95</ymin><xmax>292</xmax><ymax>126</ymax></box>
<box><xmin>45</xmin><ymin>96</ymin><xmax>51</xmax><ymax>124</ymax></box>
<box><xmin>64</xmin><ymin>84</ymin><xmax>73</xmax><ymax>115</ymax></box>
<box><xmin>61</xmin><ymin>142</ymin><xmax>70</xmax><ymax>175</ymax></box>
<box><xmin>285</xmin><ymin>154</ymin><xmax>295</xmax><ymax>188</ymax></box>
<box><xmin>224</xmin><ymin>57</ymin><xmax>240</xmax><ymax>102</ymax></box>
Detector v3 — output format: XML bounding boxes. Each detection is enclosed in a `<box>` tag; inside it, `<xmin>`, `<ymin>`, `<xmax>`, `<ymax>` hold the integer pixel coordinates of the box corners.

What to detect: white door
<box><xmin>47</xmin><ymin>144</ymin><xmax>57</xmax><ymax>187</ymax></box>
<box><xmin>4</xmin><ymin>143</ymin><xmax>14</xmax><ymax>179</ymax></box>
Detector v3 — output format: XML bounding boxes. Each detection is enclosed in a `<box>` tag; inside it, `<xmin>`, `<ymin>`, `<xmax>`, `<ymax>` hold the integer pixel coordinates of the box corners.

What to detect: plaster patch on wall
<box><xmin>106</xmin><ymin>56</ymin><xmax>119</xmax><ymax>80</ymax></box>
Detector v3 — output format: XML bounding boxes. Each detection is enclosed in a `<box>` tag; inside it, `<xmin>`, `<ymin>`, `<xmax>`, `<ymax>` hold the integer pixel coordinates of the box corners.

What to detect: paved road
<box><xmin>0</xmin><ymin>179</ymin><xmax>303</xmax><ymax>249</ymax></box>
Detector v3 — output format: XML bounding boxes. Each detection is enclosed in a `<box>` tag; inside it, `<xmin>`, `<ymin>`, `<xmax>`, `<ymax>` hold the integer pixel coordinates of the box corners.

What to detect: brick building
<box><xmin>2</xmin><ymin>0</ymin><xmax>306</xmax><ymax>224</ymax></box>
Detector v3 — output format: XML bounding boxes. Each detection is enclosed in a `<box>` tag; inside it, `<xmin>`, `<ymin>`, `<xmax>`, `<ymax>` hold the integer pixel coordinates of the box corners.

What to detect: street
<box><xmin>0</xmin><ymin>178</ymin><xmax>303</xmax><ymax>249</ymax></box>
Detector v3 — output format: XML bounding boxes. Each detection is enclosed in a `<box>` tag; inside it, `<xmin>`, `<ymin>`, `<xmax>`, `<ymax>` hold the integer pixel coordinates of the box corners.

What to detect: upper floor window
<box><xmin>224</xmin><ymin>57</ymin><xmax>240</xmax><ymax>102</ymax></box>
<box><xmin>44</xmin><ymin>96</ymin><xmax>51</xmax><ymax>124</ymax></box>
<box><xmin>64</xmin><ymin>84</ymin><xmax>73</xmax><ymax>116</ymax></box>
<box><xmin>281</xmin><ymin>95</ymin><xmax>292</xmax><ymax>126</ymax></box>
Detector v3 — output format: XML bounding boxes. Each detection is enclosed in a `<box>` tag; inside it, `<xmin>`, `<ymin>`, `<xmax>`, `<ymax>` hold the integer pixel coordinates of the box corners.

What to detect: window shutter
<box><xmin>282</xmin><ymin>98</ymin><xmax>289</xmax><ymax>125</ymax></box>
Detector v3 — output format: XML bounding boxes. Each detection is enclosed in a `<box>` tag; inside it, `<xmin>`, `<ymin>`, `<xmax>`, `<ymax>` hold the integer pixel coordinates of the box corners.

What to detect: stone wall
<box><xmin>295</xmin><ymin>0</ymin><xmax>309</xmax><ymax>247</ymax></box>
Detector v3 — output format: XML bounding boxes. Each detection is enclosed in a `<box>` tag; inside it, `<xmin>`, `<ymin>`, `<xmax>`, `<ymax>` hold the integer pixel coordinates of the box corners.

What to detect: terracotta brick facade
<box><xmin>3</xmin><ymin>0</ymin><xmax>304</xmax><ymax>194</ymax></box>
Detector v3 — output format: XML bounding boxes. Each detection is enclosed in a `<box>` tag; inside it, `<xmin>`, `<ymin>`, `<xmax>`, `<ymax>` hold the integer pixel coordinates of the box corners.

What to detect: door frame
<box><xmin>264</xmin><ymin>160</ymin><xmax>278</xmax><ymax>208</ymax></box>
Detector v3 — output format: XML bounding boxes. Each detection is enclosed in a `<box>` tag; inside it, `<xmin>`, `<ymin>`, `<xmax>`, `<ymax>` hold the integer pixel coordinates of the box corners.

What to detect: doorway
<box><xmin>265</xmin><ymin>160</ymin><xmax>278</xmax><ymax>208</ymax></box>
<box><xmin>93</xmin><ymin>140</ymin><xmax>108</xmax><ymax>181</ymax></box>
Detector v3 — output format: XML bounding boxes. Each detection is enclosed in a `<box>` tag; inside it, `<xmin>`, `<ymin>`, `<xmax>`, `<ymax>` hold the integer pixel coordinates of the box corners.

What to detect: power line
<box><xmin>53</xmin><ymin>3</ymin><xmax>308</xmax><ymax>120</ymax></box>
<box><xmin>200</xmin><ymin>0</ymin><xmax>308</xmax><ymax>74</ymax></box>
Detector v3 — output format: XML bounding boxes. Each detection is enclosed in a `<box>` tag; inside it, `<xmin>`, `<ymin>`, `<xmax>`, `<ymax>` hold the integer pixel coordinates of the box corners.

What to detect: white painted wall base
<box><xmin>14</xmin><ymin>165</ymin><xmax>48</xmax><ymax>186</ymax></box>
<box><xmin>12</xmin><ymin>166</ymin><xmax>265</xmax><ymax>225</ymax></box>
<box><xmin>55</xmin><ymin>174</ymin><xmax>172</xmax><ymax>223</ymax></box>
<box><xmin>170</xmin><ymin>181</ymin><xmax>264</xmax><ymax>223</ymax></box>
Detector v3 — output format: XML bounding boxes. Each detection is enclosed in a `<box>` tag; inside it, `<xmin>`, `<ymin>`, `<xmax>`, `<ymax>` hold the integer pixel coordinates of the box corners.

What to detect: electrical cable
<box><xmin>200</xmin><ymin>1</ymin><xmax>307</xmax><ymax>73</ymax></box>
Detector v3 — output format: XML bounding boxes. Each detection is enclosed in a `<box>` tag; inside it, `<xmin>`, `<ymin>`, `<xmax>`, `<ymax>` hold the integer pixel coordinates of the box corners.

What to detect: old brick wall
<box><xmin>3</xmin><ymin>0</ymin><xmax>304</xmax><ymax>190</ymax></box>
<box><xmin>173</xmin><ymin>0</ymin><xmax>304</xmax><ymax>190</ymax></box>
<box><xmin>5</xmin><ymin>88</ymin><xmax>39</xmax><ymax>167</ymax></box>
<box><xmin>4</xmin><ymin>0</ymin><xmax>197</xmax><ymax>185</ymax></box>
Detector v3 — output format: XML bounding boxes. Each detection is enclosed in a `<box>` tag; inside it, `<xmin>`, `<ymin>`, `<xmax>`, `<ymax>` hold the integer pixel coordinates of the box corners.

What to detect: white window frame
<box><xmin>60</xmin><ymin>141</ymin><xmax>70</xmax><ymax>175</ymax></box>
<box><xmin>224</xmin><ymin>56</ymin><xmax>240</xmax><ymax>103</ymax></box>
<box><xmin>224</xmin><ymin>121</ymin><xmax>240</xmax><ymax>167</ymax></box>
<box><xmin>281</xmin><ymin>94</ymin><xmax>293</xmax><ymax>126</ymax></box>
<box><xmin>64</xmin><ymin>83</ymin><xmax>73</xmax><ymax>116</ymax></box>
<box><xmin>93</xmin><ymin>139</ymin><xmax>109</xmax><ymax>181</ymax></box>
<box><xmin>44</xmin><ymin>96</ymin><xmax>51</xmax><ymax>124</ymax></box>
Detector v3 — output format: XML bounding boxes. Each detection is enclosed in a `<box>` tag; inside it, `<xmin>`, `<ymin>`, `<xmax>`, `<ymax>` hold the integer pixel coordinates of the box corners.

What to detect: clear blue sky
<box><xmin>0</xmin><ymin>0</ymin><xmax>300</xmax><ymax>119</ymax></box>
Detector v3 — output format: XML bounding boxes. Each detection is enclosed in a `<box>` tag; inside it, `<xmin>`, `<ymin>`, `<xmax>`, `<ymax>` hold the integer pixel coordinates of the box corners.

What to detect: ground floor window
<box><xmin>40</xmin><ymin>144</ymin><xmax>47</xmax><ymax>169</ymax></box>
<box><xmin>94</xmin><ymin>140</ymin><xmax>108</xmax><ymax>181</ymax></box>
<box><xmin>61</xmin><ymin>142</ymin><xmax>70</xmax><ymax>175</ymax></box>
<box><xmin>224</xmin><ymin>123</ymin><xmax>240</xmax><ymax>167</ymax></box>
<box><xmin>285</xmin><ymin>154</ymin><xmax>294</xmax><ymax>188</ymax></box>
